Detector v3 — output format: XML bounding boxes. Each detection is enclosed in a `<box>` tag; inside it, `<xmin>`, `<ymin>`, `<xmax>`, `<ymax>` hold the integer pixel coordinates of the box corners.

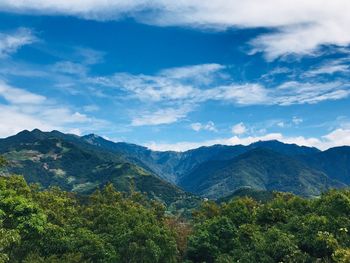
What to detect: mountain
<box><xmin>298</xmin><ymin>146</ymin><xmax>350</xmax><ymax>184</ymax></box>
<box><xmin>1</xmin><ymin>129</ymin><xmax>350</xmax><ymax>202</ymax></box>
<box><xmin>178</xmin><ymin>148</ymin><xmax>345</xmax><ymax>199</ymax></box>
<box><xmin>81</xmin><ymin>134</ymin><xmax>182</xmax><ymax>183</ymax></box>
<box><xmin>249</xmin><ymin>140</ymin><xmax>320</xmax><ymax>156</ymax></box>
<box><xmin>81</xmin><ymin>135</ymin><xmax>249</xmax><ymax>183</ymax></box>
<box><xmin>48</xmin><ymin>132</ymin><xmax>350</xmax><ymax>200</ymax></box>
<box><xmin>82</xmin><ymin>135</ymin><xmax>323</xmax><ymax>182</ymax></box>
<box><xmin>0</xmin><ymin>129</ymin><xmax>197</xmax><ymax>207</ymax></box>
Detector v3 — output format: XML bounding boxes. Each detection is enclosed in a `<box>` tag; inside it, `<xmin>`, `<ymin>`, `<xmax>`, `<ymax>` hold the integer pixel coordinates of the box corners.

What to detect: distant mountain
<box><xmin>82</xmin><ymin>134</ymin><xmax>182</xmax><ymax>183</ymax></box>
<box><xmin>0</xmin><ymin>130</ymin><xmax>196</xmax><ymax>207</ymax></box>
<box><xmin>249</xmin><ymin>140</ymin><xmax>320</xmax><ymax>156</ymax></box>
<box><xmin>1</xmin><ymin>129</ymin><xmax>350</xmax><ymax>201</ymax></box>
<box><xmin>82</xmin><ymin>135</ymin><xmax>323</xmax><ymax>182</ymax></box>
<box><xmin>178</xmin><ymin>148</ymin><xmax>345</xmax><ymax>199</ymax></box>
<box><xmin>298</xmin><ymin>146</ymin><xmax>350</xmax><ymax>184</ymax></box>
<box><xmin>73</xmin><ymin>135</ymin><xmax>350</xmax><ymax>197</ymax></box>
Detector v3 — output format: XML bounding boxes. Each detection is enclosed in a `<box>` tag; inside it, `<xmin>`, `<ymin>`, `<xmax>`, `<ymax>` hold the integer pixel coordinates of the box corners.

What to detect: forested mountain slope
<box><xmin>0</xmin><ymin>130</ymin><xmax>196</xmax><ymax>207</ymax></box>
<box><xmin>1</xmin><ymin>129</ymin><xmax>350</xmax><ymax>201</ymax></box>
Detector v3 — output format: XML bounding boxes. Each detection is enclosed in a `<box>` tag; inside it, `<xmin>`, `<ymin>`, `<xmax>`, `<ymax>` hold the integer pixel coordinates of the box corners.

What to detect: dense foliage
<box><xmin>1</xmin><ymin>174</ymin><xmax>349</xmax><ymax>262</ymax></box>
<box><xmin>1</xmin><ymin>155</ymin><xmax>350</xmax><ymax>262</ymax></box>
<box><xmin>0</xmin><ymin>175</ymin><xmax>180</xmax><ymax>262</ymax></box>
<box><xmin>188</xmin><ymin>192</ymin><xmax>350</xmax><ymax>263</ymax></box>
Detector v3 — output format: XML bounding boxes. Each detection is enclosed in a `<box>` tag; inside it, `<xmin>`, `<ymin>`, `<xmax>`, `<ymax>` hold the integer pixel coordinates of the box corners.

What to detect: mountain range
<box><xmin>0</xmin><ymin>129</ymin><xmax>349</xmax><ymax>202</ymax></box>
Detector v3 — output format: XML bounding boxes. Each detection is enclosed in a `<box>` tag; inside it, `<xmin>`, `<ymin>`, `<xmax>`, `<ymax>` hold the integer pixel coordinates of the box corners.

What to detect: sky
<box><xmin>0</xmin><ymin>0</ymin><xmax>349</xmax><ymax>151</ymax></box>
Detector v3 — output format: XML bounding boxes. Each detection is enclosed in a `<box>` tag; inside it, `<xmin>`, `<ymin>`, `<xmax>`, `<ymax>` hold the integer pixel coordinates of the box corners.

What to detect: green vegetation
<box><xmin>179</xmin><ymin>148</ymin><xmax>344</xmax><ymax>199</ymax></box>
<box><xmin>188</xmin><ymin>191</ymin><xmax>350</xmax><ymax>262</ymax></box>
<box><xmin>0</xmin><ymin>172</ymin><xmax>349</xmax><ymax>262</ymax></box>
<box><xmin>216</xmin><ymin>187</ymin><xmax>275</xmax><ymax>204</ymax></box>
<box><xmin>0</xmin><ymin>130</ymin><xmax>199</xmax><ymax>213</ymax></box>
<box><xmin>2</xmin><ymin>130</ymin><xmax>350</xmax><ymax>202</ymax></box>
<box><xmin>0</xmin><ymin>175</ymin><xmax>179</xmax><ymax>262</ymax></box>
<box><xmin>1</xmin><ymin>131</ymin><xmax>350</xmax><ymax>262</ymax></box>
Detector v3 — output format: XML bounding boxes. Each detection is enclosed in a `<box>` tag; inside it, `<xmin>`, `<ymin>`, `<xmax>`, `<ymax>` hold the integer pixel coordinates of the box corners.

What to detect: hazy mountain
<box><xmin>82</xmin><ymin>134</ymin><xmax>182</xmax><ymax>183</ymax></box>
<box><xmin>298</xmin><ymin>146</ymin><xmax>350</xmax><ymax>184</ymax></box>
<box><xmin>178</xmin><ymin>148</ymin><xmax>345</xmax><ymax>199</ymax></box>
<box><xmin>82</xmin><ymin>135</ymin><xmax>321</xmax><ymax>183</ymax></box>
<box><xmin>249</xmin><ymin>140</ymin><xmax>320</xmax><ymax>156</ymax></box>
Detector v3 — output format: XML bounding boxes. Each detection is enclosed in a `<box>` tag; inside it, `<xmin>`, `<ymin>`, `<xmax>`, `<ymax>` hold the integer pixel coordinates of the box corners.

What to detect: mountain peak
<box><xmin>31</xmin><ymin>128</ymin><xmax>43</xmax><ymax>133</ymax></box>
<box><xmin>249</xmin><ymin>139</ymin><xmax>320</xmax><ymax>155</ymax></box>
<box><xmin>83</xmin><ymin>133</ymin><xmax>100</xmax><ymax>139</ymax></box>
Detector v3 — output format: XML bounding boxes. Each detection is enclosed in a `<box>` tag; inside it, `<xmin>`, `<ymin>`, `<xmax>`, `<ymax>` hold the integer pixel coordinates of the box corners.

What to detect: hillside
<box><xmin>179</xmin><ymin>148</ymin><xmax>345</xmax><ymax>199</ymax></box>
<box><xmin>298</xmin><ymin>146</ymin><xmax>350</xmax><ymax>184</ymax></box>
<box><xmin>82</xmin><ymin>135</ymin><xmax>322</xmax><ymax>183</ymax></box>
<box><xmin>1</xmin><ymin>129</ymin><xmax>350</xmax><ymax>202</ymax></box>
<box><xmin>0</xmin><ymin>130</ymin><xmax>197</xmax><ymax>207</ymax></box>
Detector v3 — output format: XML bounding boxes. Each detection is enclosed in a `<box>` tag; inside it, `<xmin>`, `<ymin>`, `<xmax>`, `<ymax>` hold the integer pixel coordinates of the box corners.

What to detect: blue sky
<box><xmin>0</xmin><ymin>1</ymin><xmax>349</xmax><ymax>151</ymax></box>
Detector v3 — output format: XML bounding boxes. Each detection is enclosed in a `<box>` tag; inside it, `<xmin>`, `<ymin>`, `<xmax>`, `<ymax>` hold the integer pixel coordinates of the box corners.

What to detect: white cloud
<box><xmin>75</xmin><ymin>48</ymin><xmax>105</xmax><ymax>65</ymax></box>
<box><xmin>51</xmin><ymin>61</ymin><xmax>87</xmax><ymax>76</ymax></box>
<box><xmin>131</xmin><ymin>107</ymin><xmax>191</xmax><ymax>126</ymax></box>
<box><xmin>1</xmin><ymin>1</ymin><xmax>350</xmax><ymax>59</ymax></box>
<box><xmin>145</xmin><ymin>128</ymin><xmax>350</xmax><ymax>152</ymax></box>
<box><xmin>210</xmin><ymin>84</ymin><xmax>269</xmax><ymax>105</ymax></box>
<box><xmin>190</xmin><ymin>121</ymin><xmax>217</xmax><ymax>132</ymax></box>
<box><xmin>322</xmin><ymin>128</ymin><xmax>350</xmax><ymax>148</ymax></box>
<box><xmin>273</xmin><ymin>81</ymin><xmax>350</xmax><ymax>105</ymax></box>
<box><xmin>277</xmin><ymin>122</ymin><xmax>285</xmax><ymax>128</ymax></box>
<box><xmin>0</xmin><ymin>81</ymin><xmax>109</xmax><ymax>138</ymax></box>
<box><xmin>249</xmin><ymin>22</ymin><xmax>350</xmax><ymax>60</ymax></box>
<box><xmin>0</xmin><ymin>28</ymin><xmax>36</xmax><ymax>58</ymax></box>
<box><xmin>160</xmin><ymin>64</ymin><xmax>226</xmax><ymax>85</ymax></box>
<box><xmin>232</xmin><ymin>122</ymin><xmax>246</xmax><ymax>135</ymax></box>
<box><xmin>83</xmin><ymin>105</ymin><xmax>100</xmax><ymax>112</ymax></box>
<box><xmin>0</xmin><ymin>81</ymin><xmax>45</xmax><ymax>104</ymax></box>
<box><xmin>304</xmin><ymin>59</ymin><xmax>350</xmax><ymax>77</ymax></box>
<box><xmin>92</xmin><ymin>65</ymin><xmax>350</xmax><ymax>108</ymax></box>
<box><xmin>190</xmin><ymin>123</ymin><xmax>202</xmax><ymax>132</ymax></box>
<box><xmin>91</xmin><ymin>63</ymin><xmax>224</xmax><ymax>102</ymax></box>
<box><xmin>292</xmin><ymin>116</ymin><xmax>303</xmax><ymax>125</ymax></box>
<box><xmin>90</xmin><ymin>64</ymin><xmax>350</xmax><ymax>126</ymax></box>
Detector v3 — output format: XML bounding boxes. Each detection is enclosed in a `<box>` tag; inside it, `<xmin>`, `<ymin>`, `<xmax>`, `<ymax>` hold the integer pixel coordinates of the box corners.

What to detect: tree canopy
<box><xmin>0</xmin><ymin>154</ymin><xmax>349</xmax><ymax>262</ymax></box>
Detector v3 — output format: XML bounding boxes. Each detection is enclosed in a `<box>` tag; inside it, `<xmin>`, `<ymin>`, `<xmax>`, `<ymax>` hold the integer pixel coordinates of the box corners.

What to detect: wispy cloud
<box><xmin>292</xmin><ymin>116</ymin><xmax>303</xmax><ymax>125</ymax></box>
<box><xmin>91</xmin><ymin>64</ymin><xmax>350</xmax><ymax>107</ymax></box>
<box><xmin>231</xmin><ymin>122</ymin><xmax>247</xmax><ymax>135</ymax></box>
<box><xmin>273</xmin><ymin>81</ymin><xmax>350</xmax><ymax>105</ymax></box>
<box><xmin>304</xmin><ymin>58</ymin><xmax>350</xmax><ymax>77</ymax></box>
<box><xmin>1</xmin><ymin>1</ymin><xmax>350</xmax><ymax>59</ymax></box>
<box><xmin>2</xmin><ymin>56</ymin><xmax>349</xmax><ymax>128</ymax></box>
<box><xmin>0</xmin><ymin>28</ymin><xmax>36</xmax><ymax>58</ymax></box>
<box><xmin>131</xmin><ymin>106</ymin><xmax>191</xmax><ymax>126</ymax></box>
<box><xmin>51</xmin><ymin>61</ymin><xmax>88</xmax><ymax>76</ymax></box>
<box><xmin>88</xmin><ymin>63</ymin><xmax>350</xmax><ymax>126</ymax></box>
<box><xmin>0</xmin><ymin>81</ymin><xmax>109</xmax><ymax>138</ymax></box>
<box><xmin>0</xmin><ymin>81</ymin><xmax>46</xmax><ymax>104</ymax></box>
<box><xmin>191</xmin><ymin>121</ymin><xmax>217</xmax><ymax>132</ymax></box>
<box><xmin>90</xmin><ymin>63</ymin><xmax>225</xmax><ymax>102</ymax></box>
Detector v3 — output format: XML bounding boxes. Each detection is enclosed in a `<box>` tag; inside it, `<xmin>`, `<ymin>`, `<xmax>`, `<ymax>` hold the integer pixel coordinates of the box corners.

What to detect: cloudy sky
<box><xmin>0</xmin><ymin>0</ymin><xmax>350</xmax><ymax>151</ymax></box>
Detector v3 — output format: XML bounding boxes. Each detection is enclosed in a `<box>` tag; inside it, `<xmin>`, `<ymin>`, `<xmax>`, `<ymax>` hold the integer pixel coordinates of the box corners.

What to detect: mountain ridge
<box><xmin>1</xmin><ymin>129</ymin><xmax>350</xmax><ymax>201</ymax></box>
<box><xmin>0</xmin><ymin>129</ymin><xmax>198</xmax><ymax>209</ymax></box>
